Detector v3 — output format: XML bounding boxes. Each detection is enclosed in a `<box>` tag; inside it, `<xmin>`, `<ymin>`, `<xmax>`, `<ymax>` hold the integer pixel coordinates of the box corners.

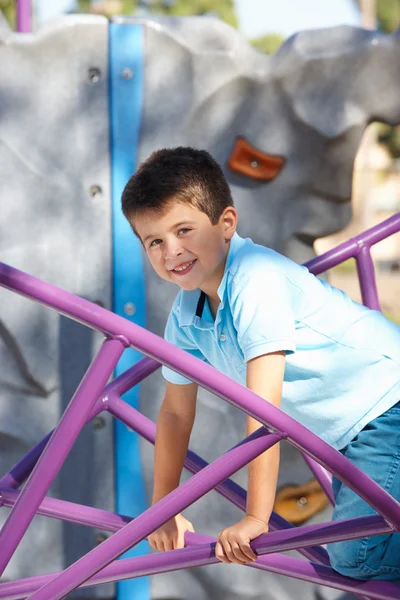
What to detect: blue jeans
<box><xmin>327</xmin><ymin>401</ymin><xmax>400</xmax><ymax>581</ymax></box>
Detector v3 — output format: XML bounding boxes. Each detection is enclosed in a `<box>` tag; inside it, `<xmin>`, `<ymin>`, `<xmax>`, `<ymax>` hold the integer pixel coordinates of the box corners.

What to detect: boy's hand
<box><xmin>215</xmin><ymin>516</ymin><xmax>268</xmax><ymax>564</ymax></box>
<box><xmin>148</xmin><ymin>513</ymin><xmax>195</xmax><ymax>552</ymax></box>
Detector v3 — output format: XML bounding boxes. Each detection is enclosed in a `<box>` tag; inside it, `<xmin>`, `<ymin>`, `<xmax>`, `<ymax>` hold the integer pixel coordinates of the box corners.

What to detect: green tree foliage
<box><xmin>376</xmin><ymin>0</ymin><xmax>400</xmax><ymax>32</ymax></box>
<box><xmin>378</xmin><ymin>125</ymin><xmax>400</xmax><ymax>159</ymax></box>
<box><xmin>250</xmin><ymin>33</ymin><xmax>285</xmax><ymax>55</ymax></box>
<box><xmin>146</xmin><ymin>0</ymin><xmax>237</xmax><ymax>28</ymax></box>
<box><xmin>353</xmin><ymin>0</ymin><xmax>400</xmax><ymax>31</ymax></box>
<box><xmin>0</xmin><ymin>0</ymin><xmax>15</xmax><ymax>29</ymax></box>
<box><xmin>77</xmin><ymin>0</ymin><xmax>237</xmax><ymax>27</ymax></box>
<box><xmin>77</xmin><ymin>1</ymin><xmax>139</xmax><ymax>17</ymax></box>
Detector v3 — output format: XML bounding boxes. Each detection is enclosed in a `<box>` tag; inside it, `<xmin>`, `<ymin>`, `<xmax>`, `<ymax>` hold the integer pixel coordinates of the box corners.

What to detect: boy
<box><xmin>121</xmin><ymin>147</ymin><xmax>400</xmax><ymax>581</ymax></box>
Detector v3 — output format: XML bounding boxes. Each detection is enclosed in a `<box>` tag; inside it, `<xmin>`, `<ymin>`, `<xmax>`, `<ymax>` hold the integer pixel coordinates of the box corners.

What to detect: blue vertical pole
<box><xmin>109</xmin><ymin>20</ymin><xmax>150</xmax><ymax>600</ymax></box>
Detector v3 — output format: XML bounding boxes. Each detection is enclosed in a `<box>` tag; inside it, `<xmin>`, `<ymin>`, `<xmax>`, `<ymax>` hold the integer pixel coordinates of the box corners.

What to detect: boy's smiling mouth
<box><xmin>170</xmin><ymin>259</ymin><xmax>197</xmax><ymax>276</ymax></box>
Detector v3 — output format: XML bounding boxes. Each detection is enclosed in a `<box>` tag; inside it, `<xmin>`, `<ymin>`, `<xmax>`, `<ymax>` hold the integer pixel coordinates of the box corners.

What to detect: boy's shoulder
<box><xmin>225</xmin><ymin>235</ymin><xmax>312</xmax><ymax>306</ymax></box>
<box><xmin>227</xmin><ymin>235</ymin><xmax>291</xmax><ymax>280</ymax></box>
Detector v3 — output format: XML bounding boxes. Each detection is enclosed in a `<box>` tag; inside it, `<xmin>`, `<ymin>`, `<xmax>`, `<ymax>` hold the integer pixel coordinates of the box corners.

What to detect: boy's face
<box><xmin>133</xmin><ymin>201</ymin><xmax>237</xmax><ymax>296</ymax></box>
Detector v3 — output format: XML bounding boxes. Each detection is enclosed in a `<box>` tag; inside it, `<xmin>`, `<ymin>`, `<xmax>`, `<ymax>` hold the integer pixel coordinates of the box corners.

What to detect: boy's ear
<box><xmin>221</xmin><ymin>207</ymin><xmax>237</xmax><ymax>240</ymax></box>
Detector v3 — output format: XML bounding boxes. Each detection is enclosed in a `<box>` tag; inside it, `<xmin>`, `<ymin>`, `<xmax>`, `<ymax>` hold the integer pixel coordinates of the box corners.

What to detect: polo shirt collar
<box><xmin>177</xmin><ymin>233</ymin><xmax>246</xmax><ymax>327</ymax></box>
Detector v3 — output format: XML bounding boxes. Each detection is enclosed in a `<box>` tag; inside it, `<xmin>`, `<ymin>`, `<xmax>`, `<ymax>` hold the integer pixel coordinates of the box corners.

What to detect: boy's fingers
<box><xmin>176</xmin><ymin>529</ymin><xmax>185</xmax><ymax>550</ymax></box>
<box><xmin>148</xmin><ymin>537</ymin><xmax>158</xmax><ymax>551</ymax></box>
<box><xmin>230</xmin><ymin>542</ymin><xmax>250</xmax><ymax>564</ymax></box>
<box><xmin>234</xmin><ymin>541</ymin><xmax>256</xmax><ymax>563</ymax></box>
<box><xmin>220</xmin><ymin>539</ymin><xmax>238</xmax><ymax>564</ymax></box>
<box><xmin>162</xmin><ymin>537</ymin><xmax>174</xmax><ymax>552</ymax></box>
<box><xmin>215</xmin><ymin>541</ymin><xmax>230</xmax><ymax>563</ymax></box>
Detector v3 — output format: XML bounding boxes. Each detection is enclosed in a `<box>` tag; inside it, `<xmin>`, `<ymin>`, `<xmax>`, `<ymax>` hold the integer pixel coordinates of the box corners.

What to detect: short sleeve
<box><xmin>161</xmin><ymin>308</ymin><xmax>205</xmax><ymax>385</ymax></box>
<box><xmin>230</xmin><ymin>264</ymin><xmax>296</xmax><ymax>363</ymax></box>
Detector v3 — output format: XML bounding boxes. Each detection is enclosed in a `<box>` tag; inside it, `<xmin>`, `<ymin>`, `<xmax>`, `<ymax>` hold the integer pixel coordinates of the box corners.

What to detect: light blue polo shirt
<box><xmin>162</xmin><ymin>233</ymin><xmax>400</xmax><ymax>450</ymax></box>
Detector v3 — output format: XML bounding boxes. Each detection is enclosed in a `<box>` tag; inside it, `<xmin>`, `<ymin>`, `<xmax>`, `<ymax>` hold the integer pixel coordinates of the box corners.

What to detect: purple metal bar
<box><xmin>0</xmin><ymin>337</ymin><xmax>126</xmax><ymax>576</ymax></box>
<box><xmin>305</xmin><ymin>213</ymin><xmax>400</xmax><ymax>276</ymax></box>
<box><xmin>248</xmin><ymin>554</ymin><xmax>400</xmax><ymax>600</ymax></box>
<box><xmin>1</xmin><ymin>531</ymin><xmax>399</xmax><ymax>600</ymax></box>
<box><xmin>0</xmin><ymin>401</ymin><xmax>104</xmax><ymax>490</ymax></box>
<box><xmin>0</xmin><ymin>433</ymin><xmax>51</xmax><ymax>490</ymax></box>
<box><xmin>301</xmin><ymin>452</ymin><xmax>334</xmax><ymax>504</ymax></box>
<box><xmin>0</xmin><ymin>487</ymin><xmax>131</xmax><ymax>533</ymax></box>
<box><xmin>356</xmin><ymin>244</ymin><xmax>381</xmax><ymax>310</ymax></box>
<box><xmin>2</xmin><ymin>486</ymin><xmax>389</xmax><ymax>559</ymax></box>
<box><xmin>16</xmin><ymin>0</ymin><xmax>31</xmax><ymax>32</ymax></box>
<box><xmin>26</xmin><ymin>430</ymin><xmax>281</xmax><ymax>600</ymax></box>
<box><xmin>108</xmin><ymin>393</ymin><xmax>330</xmax><ymax>564</ymax></box>
<box><xmin>245</xmin><ymin>515</ymin><xmax>392</xmax><ymax>555</ymax></box>
<box><xmin>1</xmin><ymin>261</ymin><xmax>400</xmax><ymax>531</ymax></box>
<box><xmin>104</xmin><ymin>355</ymin><xmax>159</xmax><ymax>398</ymax></box>
<box><xmin>0</xmin><ymin>357</ymin><xmax>158</xmax><ymax>490</ymax></box>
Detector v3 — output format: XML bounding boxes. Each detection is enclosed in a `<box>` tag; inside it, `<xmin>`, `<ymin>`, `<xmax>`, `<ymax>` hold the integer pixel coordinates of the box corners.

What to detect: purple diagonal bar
<box><xmin>248</xmin><ymin>515</ymin><xmax>392</xmax><ymax>554</ymax></box>
<box><xmin>0</xmin><ymin>487</ymin><xmax>132</xmax><ymax>533</ymax></box>
<box><xmin>16</xmin><ymin>0</ymin><xmax>31</xmax><ymax>32</ymax></box>
<box><xmin>0</xmin><ymin>402</ymin><xmax>103</xmax><ymax>490</ymax></box>
<box><xmin>356</xmin><ymin>244</ymin><xmax>380</xmax><ymax>310</ymax></box>
<box><xmin>104</xmin><ymin>355</ymin><xmax>159</xmax><ymax>397</ymax></box>
<box><xmin>0</xmin><ymin>433</ymin><xmax>52</xmax><ymax>490</ymax></box>
<box><xmin>27</xmin><ymin>430</ymin><xmax>281</xmax><ymax>600</ymax></box>
<box><xmin>301</xmin><ymin>451</ymin><xmax>334</xmax><ymax>504</ymax></box>
<box><xmin>0</xmin><ymin>337</ymin><xmax>126</xmax><ymax>576</ymax></box>
<box><xmin>1</xmin><ymin>529</ymin><xmax>399</xmax><ymax>600</ymax></box>
<box><xmin>0</xmin><ymin>357</ymin><xmax>158</xmax><ymax>490</ymax></box>
<box><xmin>305</xmin><ymin>213</ymin><xmax>400</xmax><ymax>276</ymax></box>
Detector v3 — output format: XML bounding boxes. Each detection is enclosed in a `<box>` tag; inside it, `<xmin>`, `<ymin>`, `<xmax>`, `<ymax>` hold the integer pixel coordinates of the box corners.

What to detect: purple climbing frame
<box><xmin>15</xmin><ymin>0</ymin><xmax>31</xmax><ymax>33</ymax></box>
<box><xmin>0</xmin><ymin>213</ymin><xmax>399</xmax><ymax>600</ymax></box>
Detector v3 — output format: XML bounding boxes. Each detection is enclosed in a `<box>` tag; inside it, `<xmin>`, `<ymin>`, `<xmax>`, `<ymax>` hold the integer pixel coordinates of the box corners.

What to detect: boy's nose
<box><xmin>164</xmin><ymin>241</ymin><xmax>182</xmax><ymax>260</ymax></box>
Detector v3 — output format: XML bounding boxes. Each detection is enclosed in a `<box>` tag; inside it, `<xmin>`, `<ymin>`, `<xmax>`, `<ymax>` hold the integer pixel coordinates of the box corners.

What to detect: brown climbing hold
<box><xmin>273</xmin><ymin>479</ymin><xmax>330</xmax><ymax>525</ymax></box>
<box><xmin>227</xmin><ymin>136</ymin><xmax>285</xmax><ymax>181</ymax></box>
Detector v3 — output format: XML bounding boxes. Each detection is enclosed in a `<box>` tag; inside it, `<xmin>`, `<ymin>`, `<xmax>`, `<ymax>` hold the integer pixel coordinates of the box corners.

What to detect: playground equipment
<box><xmin>0</xmin><ymin>213</ymin><xmax>399</xmax><ymax>600</ymax></box>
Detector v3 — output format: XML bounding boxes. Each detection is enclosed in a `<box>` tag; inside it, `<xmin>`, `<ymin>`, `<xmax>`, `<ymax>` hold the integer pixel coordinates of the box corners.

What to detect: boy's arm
<box><xmin>246</xmin><ymin>351</ymin><xmax>285</xmax><ymax>523</ymax></box>
<box><xmin>152</xmin><ymin>381</ymin><xmax>198</xmax><ymax>504</ymax></box>
<box><xmin>149</xmin><ymin>381</ymin><xmax>197</xmax><ymax>552</ymax></box>
<box><xmin>215</xmin><ymin>351</ymin><xmax>285</xmax><ymax>564</ymax></box>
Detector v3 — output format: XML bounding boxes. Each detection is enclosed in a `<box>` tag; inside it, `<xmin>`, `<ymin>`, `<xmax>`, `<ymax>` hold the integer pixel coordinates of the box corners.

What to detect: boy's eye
<box><xmin>178</xmin><ymin>228</ymin><xmax>191</xmax><ymax>235</ymax></box>
<box><xmin>149</xmin><ymin>239</ymin><xmax>162</xmax><ymax>248</ymax></box>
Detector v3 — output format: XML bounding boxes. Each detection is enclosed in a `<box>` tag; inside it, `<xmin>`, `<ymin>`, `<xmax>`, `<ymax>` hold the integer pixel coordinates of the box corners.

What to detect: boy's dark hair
<box><xmin>121</xmin><ymin>147</ymin><xmax>234</xmax><ymax>227</ymax></box>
